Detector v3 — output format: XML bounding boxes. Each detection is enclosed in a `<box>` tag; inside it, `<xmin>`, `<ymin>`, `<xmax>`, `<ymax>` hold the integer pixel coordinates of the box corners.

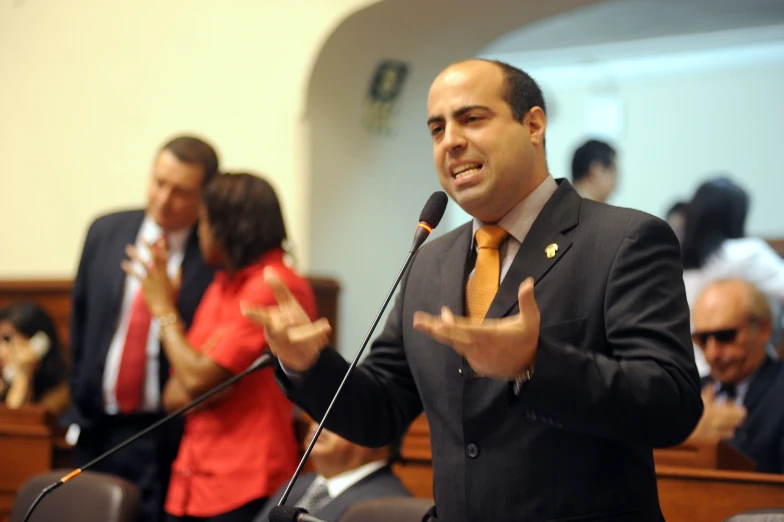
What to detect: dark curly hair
<box><xmin>203</xmin><ymin>172</ymin><xmax>288</xmax><ymax>270</ymax></box>
<box><xmin>0</xmin><ymin>302</ymin><xmax>68</xmax><ymax>402</ymax></box>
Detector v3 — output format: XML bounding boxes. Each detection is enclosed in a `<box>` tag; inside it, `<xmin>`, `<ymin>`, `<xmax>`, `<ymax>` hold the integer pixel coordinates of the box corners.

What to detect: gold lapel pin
<box><xmin>545</xmin><ymin>243</ymin><xmax>558</xmax><ymax>259</ymax></box>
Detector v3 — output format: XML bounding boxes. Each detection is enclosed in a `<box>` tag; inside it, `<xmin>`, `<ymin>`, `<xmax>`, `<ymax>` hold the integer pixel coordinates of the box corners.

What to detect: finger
<box><xmin>263</xmin><ymin>267</ymin><xmax>298</xmax><ymax>306</ymax></box>
<box><xmin>125</xmin><ymin>244</ymin><xmax>145</xmax><ymax>265</ymax></box>
<box><xmin>288</xmin><ymin>319</ymin><xmax>332</xmax><ymax>345</ymax></box>
<box><xmin>413</xmin><ymin>313</ymin><xmax>463</xmax><ymax>349</ymax></box>
<box><xmin>701</xmin><ymin>384</ymin><xmax>716</xmax><ymax>404</ymax></box>
<box><xmin>121</xmin><ymin>260</ymin><xmax>147</xmax><ymax>280</ymax></box>
<box><xmin>172</xmin><ymin>268</ymin><xmax>182</xmax><ymax>292</ymax></box>
<box><xmin>518</xmin><ymin>277</ymin><xmax>539</xmax><ymax>320</ymax></box>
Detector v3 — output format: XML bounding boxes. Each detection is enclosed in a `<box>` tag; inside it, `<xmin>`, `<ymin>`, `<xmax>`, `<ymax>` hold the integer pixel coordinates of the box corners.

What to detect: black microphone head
<box><xmin>268</xmin><ymin>505</ymin><xmax>307</xmax><ymax>522</ymax></box>
<box><xmin>419</xmin><ymin>191</ymin><xmax>448</xmax><ymax>229</ymax></box>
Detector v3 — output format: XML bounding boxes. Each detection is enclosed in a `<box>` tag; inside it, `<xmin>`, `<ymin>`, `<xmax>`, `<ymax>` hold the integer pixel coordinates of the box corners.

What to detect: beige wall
<box><xmin>0</xmin><ymin>0</ymin><xmax>377</xmax><ymax>277</ymax></box>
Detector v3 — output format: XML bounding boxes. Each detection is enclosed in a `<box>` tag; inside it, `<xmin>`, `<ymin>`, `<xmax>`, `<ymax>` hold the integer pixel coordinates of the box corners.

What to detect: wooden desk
<box><xmin>658</xmin><ymin>466</ymin><xmax>784</xmax><ymax>521</ymax></box>
<box><xmin>0</xmin><ymin>406</ymin><xmax>53</xmax><ymax>522</ymax></box>
<box><xmin>394</xmin><ymin>415</ymin><xmax>784</xmax><ymax>521</ymax></box>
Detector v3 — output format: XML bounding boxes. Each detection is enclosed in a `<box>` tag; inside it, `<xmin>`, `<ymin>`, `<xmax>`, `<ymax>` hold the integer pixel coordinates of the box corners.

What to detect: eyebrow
<box><xmin>426</xmin><ymin>105</ymin><xmax>491</xmax><ymax>126</ymax></box>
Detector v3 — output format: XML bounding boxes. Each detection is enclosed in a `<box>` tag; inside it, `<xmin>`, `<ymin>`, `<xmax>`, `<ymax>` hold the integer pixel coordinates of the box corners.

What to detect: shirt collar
<box><xmin>319</xmin><ymin>460</ymin><xmax>387</xmax><ymax>499</ymax></box>
<box><xmin>471</xmin><ymin>174</ymin><xmax>558</xmax><ymax>246</ymax></box>
<box><xmin>141</xmin><ymin>214</ymin><xmax>191</xmax><ymax>253</ymax></box>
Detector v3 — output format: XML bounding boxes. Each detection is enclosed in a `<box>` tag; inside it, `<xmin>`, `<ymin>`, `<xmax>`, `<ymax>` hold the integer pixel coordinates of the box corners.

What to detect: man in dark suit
<box><xmin>246</xmin><ymin>59</ymin><xmax>702</xmax><ymax>521</ymax></box>
<box><xmin>65</xmin><ymin>135</ymin><xmax>218</xmax><ymax>522</ymax></box>
<box><xmin>254</xmin><ymin>420</ymin><xmax>410</xmax><ymax>522</ymax></box>
<box><xmin>690</xmin><ymin>278</ymin><xmax>784</xmax><ymax>473</ymax></box>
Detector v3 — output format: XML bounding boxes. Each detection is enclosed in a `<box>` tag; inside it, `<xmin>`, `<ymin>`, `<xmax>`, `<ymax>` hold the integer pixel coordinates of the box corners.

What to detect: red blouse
<box><xmin>164</xmin><ymin>249</ymin><xmax>316</xmax><ymax>517</ymax></box>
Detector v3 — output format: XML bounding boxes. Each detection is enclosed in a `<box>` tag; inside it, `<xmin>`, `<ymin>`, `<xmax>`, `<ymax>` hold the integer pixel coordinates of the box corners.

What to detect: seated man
<box><xmin>253</xmin><ymin>419</ymin><xmax>411</xmax><ymax>522</ymax></box>
<box><xmin>690</xmin><ymin>278</ymin><xmax>784</xmax><ymax>473</ymax></box>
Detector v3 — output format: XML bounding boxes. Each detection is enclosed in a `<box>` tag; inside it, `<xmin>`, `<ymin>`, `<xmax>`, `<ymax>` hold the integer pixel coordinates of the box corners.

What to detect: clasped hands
<box><xmin>689</xmin><ymin>385</ymin><xmax>747</xmax><ymax>440</ymax></box>
<box><xmin>242</xmin><ymin>268</ymin><xmax>540</xmax><ymax>380</ymax></box>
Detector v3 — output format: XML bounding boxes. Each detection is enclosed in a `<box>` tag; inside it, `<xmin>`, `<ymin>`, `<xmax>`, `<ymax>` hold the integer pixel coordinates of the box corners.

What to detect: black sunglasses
<box><xmin>692</xmin><ymin>318</ymin><xmax>759</xmax><ymax>347</ymax></box>
<box><xmin>691</xmin><ymin>328</ymin><xmax>742</xmax><ymax>347</ymax></box>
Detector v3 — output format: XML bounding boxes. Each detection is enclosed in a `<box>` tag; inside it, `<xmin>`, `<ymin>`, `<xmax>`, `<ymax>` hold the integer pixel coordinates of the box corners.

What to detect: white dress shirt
<box><xmin>304</xmin><ymin>460</ymin><xmax>388</xmax><ymax>502</ymax></box>
<box><xmin>469</xmin><ymin>175</ymin><xmax>558</xmax><ymax>284</ymax></box>
<box><xmin>102</xmin><ymin>215</ymin><xmax>191</xmax><ymax>414</ymax></box>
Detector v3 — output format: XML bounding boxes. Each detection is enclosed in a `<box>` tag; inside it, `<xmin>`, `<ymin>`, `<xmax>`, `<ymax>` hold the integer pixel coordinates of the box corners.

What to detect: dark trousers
<box><xmin>164</xmin><ymin>497</ymin><xmax>268</xmax><ymax>522</ymax></box>
<box><xmin>73</xmin><ymin>413</ymin><xmax>182</xmax><ymax>522</ymax></box>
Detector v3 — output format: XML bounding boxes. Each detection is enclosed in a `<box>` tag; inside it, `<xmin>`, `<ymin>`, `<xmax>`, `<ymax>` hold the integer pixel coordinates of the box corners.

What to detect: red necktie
<box><xmin>115</xmin><ymin>286</ymin><xmax>153</xmax><ymax>412</ymax></box>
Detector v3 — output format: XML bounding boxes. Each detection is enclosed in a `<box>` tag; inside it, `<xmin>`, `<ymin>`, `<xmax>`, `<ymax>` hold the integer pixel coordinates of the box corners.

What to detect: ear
<box><xmin>525</xmin><ymin>107</ymin><xmax>547</xmax><ymax>147</ymax></box>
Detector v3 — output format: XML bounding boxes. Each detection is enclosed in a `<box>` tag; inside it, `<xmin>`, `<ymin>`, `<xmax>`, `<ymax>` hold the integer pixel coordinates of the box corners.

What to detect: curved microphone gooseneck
<box><xmin>21</xmin><ymin>352</ymin><xmax>276</xmax><ymax>522</ymax></box>
<box><xmin>269</xmin><ymin>191</ymin><xmax>448</xmax><ymax>522</ymax></box>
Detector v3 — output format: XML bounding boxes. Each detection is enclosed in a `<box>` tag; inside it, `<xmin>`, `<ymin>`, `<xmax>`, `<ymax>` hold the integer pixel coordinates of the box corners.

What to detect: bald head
<box><xmin>692</xmin><ymin>279</ymin><xmax>771</xmax><ymax>384</ymax></box>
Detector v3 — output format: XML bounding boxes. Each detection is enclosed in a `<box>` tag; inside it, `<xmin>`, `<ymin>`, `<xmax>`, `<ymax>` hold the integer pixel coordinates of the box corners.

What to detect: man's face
<box><xmin>307</xmin><ymin>421</ymin><xmax>357</xmax><ymax>465</ymax></box>
<box><xmin>427</xmin><ymin>60</ymin><xmax>544</xmax><ymax>223</ymax></box>
<box><xmin>692</xmin><ymin>285</ymin><xmax>769</xmax><ymax>384</ymax></box>
<box><xmin>146</xmin><ymin>148</ymin><xmax>205</xmax><ymax>232</ymax></box>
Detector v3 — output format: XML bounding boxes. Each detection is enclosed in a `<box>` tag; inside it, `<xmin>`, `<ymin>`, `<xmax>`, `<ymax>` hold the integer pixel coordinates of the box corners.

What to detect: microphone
<box><xmin>21</xmin><ymin>353</ymin><xmax>276</xmax><ymax>522</ymax></box>
<box><xmin>269</xmin><ymin>505</ymin><xmax>327</xmax><ymax>522</ymax></box>
<box><xmin>410</xmin><ymin>190</ymin><xmax>448</xmax><ymax>253</ymax></box>
<box><xmin>270</xmin><ymin>192</ymin><xmax>448</xmax><ymax>519</ymax></box>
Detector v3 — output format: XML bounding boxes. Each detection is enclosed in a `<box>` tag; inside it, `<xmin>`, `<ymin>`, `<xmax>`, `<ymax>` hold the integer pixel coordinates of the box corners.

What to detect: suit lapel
<box><xmin>743</xmin><ymin>357</ymin><xmax>776</xmax><ymax>411</ymax></box>
<box><xmin>486</xmin><ymin>180</ymin><xmax>579</xmax><ymax>320</ymax></box>
<box><xmin>438</xmin><ymin>222</ymin><xmax>473</xmax><ymax>316</ymax></box>
<box><xmin>107</xmin><ymin>211</ymin><xmax>146</xmax><ymax>322</ymax></box>
<box><xmin>463</xmin><ymin>182</ymin><xmax>581</xmax><ymax>437</ymax></box>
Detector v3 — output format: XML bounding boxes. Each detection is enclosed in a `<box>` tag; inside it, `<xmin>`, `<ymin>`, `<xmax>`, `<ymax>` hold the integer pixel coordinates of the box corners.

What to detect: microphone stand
<box><xmin>269</xmin><ymin>191</ymin><xmax>448</xmax><ymax>522</ymax></box>
<box><xmin>21</xmin><ymin>352</ymin><xmax>276</xmax><ymax>522</ymax></box>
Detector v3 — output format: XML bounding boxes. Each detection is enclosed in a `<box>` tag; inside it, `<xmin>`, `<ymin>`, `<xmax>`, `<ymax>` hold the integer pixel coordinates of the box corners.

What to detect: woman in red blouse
<box><xmin>124</xmin><ymin>172</ymin><xmax>315</xmax><ymax>521</ymax></box>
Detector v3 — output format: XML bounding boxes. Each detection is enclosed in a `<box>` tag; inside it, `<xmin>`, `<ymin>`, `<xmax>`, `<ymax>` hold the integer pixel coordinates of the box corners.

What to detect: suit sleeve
<box><xmin>69</xmin><ymin>219</ymin><xmax>99</xmax><ymax>392</ymax></box>
<box><xmin>276</xmin><ymin>273</ymin><xmax>423</xmax><ymax>449</ymax></box>
<box><xmin>522</xmin><ymin>217</ymin><xmax>703</xmax><ymax>447</ymax></box>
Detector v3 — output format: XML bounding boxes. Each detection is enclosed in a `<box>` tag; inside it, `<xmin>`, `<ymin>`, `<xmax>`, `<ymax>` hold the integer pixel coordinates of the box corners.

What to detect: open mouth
<box><xmin>452</xmin><ymin>163</ymin><xmax>483</xmax><ymax>179</ymax></box>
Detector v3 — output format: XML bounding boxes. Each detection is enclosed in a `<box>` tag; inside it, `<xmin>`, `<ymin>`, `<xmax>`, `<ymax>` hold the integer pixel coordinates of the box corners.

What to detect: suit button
<box><xmin>466</xmin><ymin>443</ymin><xmax>480</xmax><ymax>458</ymax></box>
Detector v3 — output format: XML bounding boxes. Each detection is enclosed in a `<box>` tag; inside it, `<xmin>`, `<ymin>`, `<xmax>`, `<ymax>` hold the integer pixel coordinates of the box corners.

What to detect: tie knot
<box><xmin>719</xmin><ymin>383</ymin><xmax>737</xmax><ymax>400</ymax></box>
<box><xmin>475</xmin><ymin>225</ymin><xmax>508</xmax><ymax>250</ymax></box>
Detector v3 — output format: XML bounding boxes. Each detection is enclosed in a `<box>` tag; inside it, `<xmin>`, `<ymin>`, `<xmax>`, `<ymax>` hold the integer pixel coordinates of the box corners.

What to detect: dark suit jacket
<box><xmin>278</xmin><ymin>180</ymin><xmax>702</xmax><ymax>522</ymax></box>
<box><xmin>704</xmin><ymin>357</ymin><xmax>784</xmax><ymax>474</ymax></box>
<box><xmin>254</xmin><ymin>466</ymin><xmax>411</xmax><ymax>522</ymax></box>
<box><xmin>66</xmin><ymin>209</ymin><xmax>215</xmax><ymax>426</ymax></box>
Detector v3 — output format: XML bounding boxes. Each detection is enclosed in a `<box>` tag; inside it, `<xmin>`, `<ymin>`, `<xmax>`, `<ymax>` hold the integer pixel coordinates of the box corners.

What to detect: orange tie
<box><xmin>466</xmin><ymin>225</ymin><xmax>509</xmax><ymax>320</ymax></box>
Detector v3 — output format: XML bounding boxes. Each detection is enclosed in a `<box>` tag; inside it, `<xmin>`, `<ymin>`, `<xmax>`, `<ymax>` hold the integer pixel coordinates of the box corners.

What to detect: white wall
<box><xmin>488</xmin><ymin>34</ymin><xmax>784</xmax><ymax>235</ymax></box>
<box><xmin>0</xmin><ymin>0</ymin><xmax>378</xmax><ymax>277</ymax></box>
<box><xmin>304</xmin><ymin>0</ymin><xmax>599</xmax><ymax>354</ymax></box>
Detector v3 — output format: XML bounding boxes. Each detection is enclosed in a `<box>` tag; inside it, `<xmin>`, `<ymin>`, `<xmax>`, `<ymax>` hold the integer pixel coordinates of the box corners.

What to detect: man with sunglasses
<box><xmin>690</xmin><ymin>278</ymin><xmax>784</xmax><ymax>473</ymax></box>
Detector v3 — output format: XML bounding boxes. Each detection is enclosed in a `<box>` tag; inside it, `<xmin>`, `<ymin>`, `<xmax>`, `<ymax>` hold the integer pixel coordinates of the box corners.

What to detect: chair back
<box><xmin>339</xmin><ymin>497</ymin><xmax>434</xmax><ymax>522</ymax></box>
<box><xmin>10</xmin><ymin>469</ymin><xmax>140</xmax><ymax>522</ymax></box>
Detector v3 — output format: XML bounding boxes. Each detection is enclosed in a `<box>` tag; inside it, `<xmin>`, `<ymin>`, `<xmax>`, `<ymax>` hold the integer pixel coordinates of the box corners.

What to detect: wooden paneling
<box><xmin>0</xmin><ymin>406</ymin><xmax>53</xmax><ymax>522</ymax></box>
<box><xmin>0</xmin><ymin>276</ymin><xmax>341</xmax><ymax>359</ymax></box>
<box><xmin>394</xmin><ymin>414</ymin><xmax>784</xmax><ymax>521</ymax></box>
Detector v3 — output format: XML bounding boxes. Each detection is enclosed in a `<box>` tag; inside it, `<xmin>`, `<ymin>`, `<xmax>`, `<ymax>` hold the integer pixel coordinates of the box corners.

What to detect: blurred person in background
<box><xmin>689</xmin><ymin>279</ymin><xmax>784</xmax><ymax>473</ymax></box>
<box><xmin>253</xmin><ymin>418</ymin><xmax>411</xmax><ymax>522</ymax></box>
<box><xmin>665</xmin><ymin>200</ymin><xmax>688</xmax><ymax>244</ymax></box>
<box><xmin>126</xmin><ymin>172</ymin><xmax>312</xmax><ymax>522</ymax></box>
<box><xmin>570</xmin><ymin>138</ymin><xmax>618</xmax><ymax>203</ymax></box>
<box><xmin>66</xmin><ymin>135</ymin><xmax>219</xmax><ymax>522</ymax></box>
<box><xmin>0</xmin><ymin>302</ymin><xmax>69</xmax><ymax>416</ymax></box>
<box><xmin>681</xmin><ymin>177</ymin><xmax>784</xmax><ymax>376</ymax></box>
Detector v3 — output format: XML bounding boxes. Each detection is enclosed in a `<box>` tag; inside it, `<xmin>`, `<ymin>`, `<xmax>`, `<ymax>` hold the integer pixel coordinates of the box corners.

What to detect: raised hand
<box><xmin>121</xmin><ymin>237</ymin><xmax>177</xmax><ymax>317</ymax></box>
<box><xmin>413</xmin><ymin>277</ymin><xmax>540</xmax><ymax>380</ymax></box>
<box><xmin>242</xmin><ymin>268</ymin><xmax>332</xmax><ymax>372</ymax></box>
